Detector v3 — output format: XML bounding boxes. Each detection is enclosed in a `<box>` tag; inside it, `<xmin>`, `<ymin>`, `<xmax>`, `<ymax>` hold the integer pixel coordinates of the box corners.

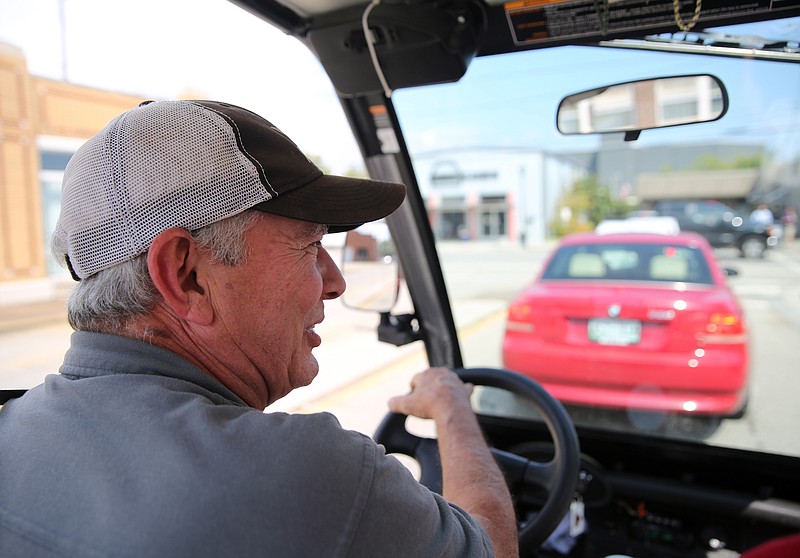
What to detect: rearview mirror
<box><xmin>557</xmin><ymin>74</ymin><xmax>728</xmax><ymax>141</ymax></box>
<box><xmin>340</xmin><ymin>222</ymin><xmax>400</xmax><ymax>312</ymax></box>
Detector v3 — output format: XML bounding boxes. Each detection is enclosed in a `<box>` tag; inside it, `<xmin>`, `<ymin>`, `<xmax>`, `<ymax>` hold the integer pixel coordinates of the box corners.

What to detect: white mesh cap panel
<box><xmin>54</xmin><ymin>101</ymin><xmax>271</xmax><ymax>279</ymax></box>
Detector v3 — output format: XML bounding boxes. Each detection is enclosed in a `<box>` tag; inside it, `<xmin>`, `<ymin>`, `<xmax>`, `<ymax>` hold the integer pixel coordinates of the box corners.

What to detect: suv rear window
<box><xmin>656</xmin><ymin>200</ymin><xmax>737</xmax><ymax>222</ymax></box>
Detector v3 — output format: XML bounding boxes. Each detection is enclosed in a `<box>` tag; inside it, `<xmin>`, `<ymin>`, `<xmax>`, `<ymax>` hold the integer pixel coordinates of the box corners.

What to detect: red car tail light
<box><xmin>702</xmin><ymin>313</ymin><xmax>747</xmax><ymax>344</ymax></box>
<box><xmin>506</xmin><ymin>303</ymin><xmax>536</xmax><ymax>333</ymax></box>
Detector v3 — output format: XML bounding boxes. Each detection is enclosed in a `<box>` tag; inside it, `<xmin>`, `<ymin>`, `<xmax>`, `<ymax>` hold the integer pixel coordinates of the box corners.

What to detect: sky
<box><xmin>2</xmin><ymin>2</ymin><xmax>798</xmax><ymax>173</ymax></box>
<box><xmin>0</xmin><ymin>0</ymin><xmax>364</xmax><ymax>174</ymax></box>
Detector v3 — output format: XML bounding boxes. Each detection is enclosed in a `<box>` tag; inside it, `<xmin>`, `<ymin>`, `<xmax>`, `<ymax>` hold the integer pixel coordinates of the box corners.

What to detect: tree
<box><xmin>306</xmin><ymin>154</ymin><xmax>368</xmax><ymax>178</ymax></box>
<box><xmin>344</xmin><ymin>166</ymin><xmax>368</xmax><ymax>178</ymax></box>
<box><xmin>306</xmin><ymin>154</ymin><xmax>331</xmax><ymax>174</ymax></box>
<box><xmin>551</xmin><ymin>175</ymin><xmax>632</xmax><ymax>236</ymax></box>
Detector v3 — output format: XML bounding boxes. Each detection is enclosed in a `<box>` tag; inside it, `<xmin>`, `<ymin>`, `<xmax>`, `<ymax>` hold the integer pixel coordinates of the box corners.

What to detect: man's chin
<box><xmin>294</xmin><ymin>357</ymin><xmax>320</xmax><ymax>389</ymax></box>
<box><xmin>262</xmin><ymin>358</ymin><xmax>319</xmax><ymax>408</ymax></box>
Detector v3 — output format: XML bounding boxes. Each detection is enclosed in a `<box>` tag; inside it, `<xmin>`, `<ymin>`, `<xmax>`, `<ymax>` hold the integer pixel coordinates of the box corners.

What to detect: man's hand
<box><xmin>388</xmin><ymin>367</ymin><xmax>473</xmax><ymax>422</ymax></box>
<box><xmin>388</xmin><ymin>368</ymin><xmax>520</xmax><ymax>558</ymax></box>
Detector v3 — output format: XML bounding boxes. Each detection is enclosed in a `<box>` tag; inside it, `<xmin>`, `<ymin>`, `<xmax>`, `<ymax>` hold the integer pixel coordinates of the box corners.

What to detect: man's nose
<box><xmin>319</xmin><ymin>247</ymin><xmax>345</xmax><ymax>299</ymax></box>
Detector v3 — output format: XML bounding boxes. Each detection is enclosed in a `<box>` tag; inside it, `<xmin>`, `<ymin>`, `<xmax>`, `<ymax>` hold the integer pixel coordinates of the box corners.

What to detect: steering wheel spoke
<box><xmin>492</xmin><ymin>448</ymin><xmax>562</xmax><ymax>492</ymax></box>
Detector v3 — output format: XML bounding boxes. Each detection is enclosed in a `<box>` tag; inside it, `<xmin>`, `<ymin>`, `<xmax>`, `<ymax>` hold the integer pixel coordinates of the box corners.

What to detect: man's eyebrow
<box><xmin>299</xmin><ymin>223</ymin><xmax>329</xmax><ymax>240</ymax></box>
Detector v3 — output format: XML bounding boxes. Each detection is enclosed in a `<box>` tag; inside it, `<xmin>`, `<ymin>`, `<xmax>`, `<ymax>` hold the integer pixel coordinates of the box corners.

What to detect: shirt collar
<box><xmin>60</xmin><ymin>331</ymin><xmax>248</xmax><ymax>407</ymax></box>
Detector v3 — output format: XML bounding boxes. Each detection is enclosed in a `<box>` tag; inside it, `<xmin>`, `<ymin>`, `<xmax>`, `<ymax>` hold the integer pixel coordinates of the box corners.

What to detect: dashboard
<box><xmin>480</xmin><ymin>416</ymin><xmax>800</xmax><ymax>558</ymax></box>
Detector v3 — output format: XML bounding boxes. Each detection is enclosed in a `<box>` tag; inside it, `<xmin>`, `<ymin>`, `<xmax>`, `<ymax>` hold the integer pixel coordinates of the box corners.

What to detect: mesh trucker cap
<box><xmin>53</xmin><ymin>100</ymin><xmax>406</xmax><ymax>280</ymax></box>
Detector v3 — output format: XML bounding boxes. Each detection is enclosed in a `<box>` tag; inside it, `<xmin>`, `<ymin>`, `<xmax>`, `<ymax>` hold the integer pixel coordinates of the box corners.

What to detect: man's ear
<box><xmin>147</xmin><ymin>228</ymin><xmax>213</xmax><ymax>325</ymax></box>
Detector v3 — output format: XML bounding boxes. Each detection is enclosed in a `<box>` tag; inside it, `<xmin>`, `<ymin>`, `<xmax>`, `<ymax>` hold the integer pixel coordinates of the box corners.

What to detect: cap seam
<box><xmin>191</xmin><ymin>101</ymin><xmax>279</xmax><ymax>199</ymax></box>
<box><xmin>108</xmin><ymin>112</ymin><xmax>139</xmax><ymax>273</ymax></box>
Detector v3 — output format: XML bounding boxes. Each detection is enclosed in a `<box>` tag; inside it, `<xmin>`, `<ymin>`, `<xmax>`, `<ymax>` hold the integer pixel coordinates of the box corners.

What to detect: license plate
<box><xmin>587</xmin><ymin>319</ymin><xmax>641</xmax><ymax>346</ymax></box>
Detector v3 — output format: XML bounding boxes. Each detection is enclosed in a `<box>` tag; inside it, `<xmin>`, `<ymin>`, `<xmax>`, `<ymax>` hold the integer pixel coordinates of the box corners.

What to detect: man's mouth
<box><xmin>305</xmin><ymin>319</ymin><xmax>323</xmax><ymax>347</ymax></box>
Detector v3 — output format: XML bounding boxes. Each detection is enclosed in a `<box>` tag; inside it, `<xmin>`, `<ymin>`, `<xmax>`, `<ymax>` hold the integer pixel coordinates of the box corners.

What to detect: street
<box><xmin>292</xmin><ymin>242</ymin><xmax>800</xmax><ymax>455</ymax></box>
<box><xmin>2</xmin><ymin>241</ymin><xmax>800</xmax><ymax>456</ymax></box>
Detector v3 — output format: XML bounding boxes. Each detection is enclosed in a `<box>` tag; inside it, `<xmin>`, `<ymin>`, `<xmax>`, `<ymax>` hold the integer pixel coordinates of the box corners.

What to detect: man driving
<box><xmin>0</xmin><ymin>100</ymin><xmax>517</xmax><ymax>557</ymax></box>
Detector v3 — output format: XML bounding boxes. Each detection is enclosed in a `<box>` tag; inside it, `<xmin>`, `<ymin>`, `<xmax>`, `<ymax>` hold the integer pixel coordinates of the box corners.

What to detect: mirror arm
<box><xmin>377</xmin><ymin>312</ymin><xmax>422</xmax><ymax>346</ymax></box>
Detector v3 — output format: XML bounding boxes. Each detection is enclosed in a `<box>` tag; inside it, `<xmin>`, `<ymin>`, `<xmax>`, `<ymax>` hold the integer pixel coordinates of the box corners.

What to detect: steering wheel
<box><xmin>373</xmin><ymin>367</ymin><xmax>581</xmax><ymax>554</ymax></box>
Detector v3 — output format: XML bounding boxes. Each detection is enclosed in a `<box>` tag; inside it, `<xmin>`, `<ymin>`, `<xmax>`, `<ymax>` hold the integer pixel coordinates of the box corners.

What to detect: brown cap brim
<box><xmin>252</xmin><ymin>173</ymin><xmax>406</xmax><ymax>233</ymax></box>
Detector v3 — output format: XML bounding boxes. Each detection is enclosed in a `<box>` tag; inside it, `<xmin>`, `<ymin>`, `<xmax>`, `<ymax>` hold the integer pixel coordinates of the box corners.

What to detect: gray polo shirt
<box><xmin>0</xmin><ymin>332</ymin><xmax>493</xmax><ymax>557</ymax></box>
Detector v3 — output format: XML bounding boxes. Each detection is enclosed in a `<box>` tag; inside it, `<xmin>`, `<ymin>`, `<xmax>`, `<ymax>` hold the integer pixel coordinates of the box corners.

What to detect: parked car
<box><xmin>503</xmin><ymin>231</ymin><xmax>748</xmax><ymax>418</ymax></box>
<box><xmin>646</xmin><ymin>200</ymin><xmax>777</xmax><ymax>258</ymax></box>
<box><xmin>595</xmin><ymin>216</ymin><xmax>680</xmax><ymax>236</ymax></box>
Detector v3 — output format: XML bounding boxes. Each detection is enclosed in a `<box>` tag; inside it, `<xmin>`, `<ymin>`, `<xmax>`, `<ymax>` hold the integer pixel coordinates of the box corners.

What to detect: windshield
<box><xmin>391</xmin><ymin>19</ymin><xmax>800</xmax><ymax>457</ymax></box>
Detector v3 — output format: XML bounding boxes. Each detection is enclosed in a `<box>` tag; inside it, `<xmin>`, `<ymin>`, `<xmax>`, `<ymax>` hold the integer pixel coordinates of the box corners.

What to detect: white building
<box><xmin>411</xmin><ymin>148</ymin><xmax>584</xmax><ymax>244</ymax></box>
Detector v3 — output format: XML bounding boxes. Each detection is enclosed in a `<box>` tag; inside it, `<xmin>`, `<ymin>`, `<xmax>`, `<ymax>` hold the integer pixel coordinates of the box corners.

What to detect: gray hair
<box><xmin>55</xmin><ymin>210</ymin><xmax>261</xmax><ymax>334</ymax></box>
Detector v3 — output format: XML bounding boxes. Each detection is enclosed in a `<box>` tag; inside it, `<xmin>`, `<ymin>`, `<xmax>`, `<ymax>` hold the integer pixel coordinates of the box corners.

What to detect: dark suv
<box><xmin>648</xmin><ymin>200</ymin><xmax>777</xmax><ymax>258</ymax></box>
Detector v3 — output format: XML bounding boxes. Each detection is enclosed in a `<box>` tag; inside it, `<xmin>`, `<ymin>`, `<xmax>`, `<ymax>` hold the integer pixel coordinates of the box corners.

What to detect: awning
<box><xmin>636</xmin><ymin>168</ymin><xmax>759</xmax><ymax>201</ymax></box>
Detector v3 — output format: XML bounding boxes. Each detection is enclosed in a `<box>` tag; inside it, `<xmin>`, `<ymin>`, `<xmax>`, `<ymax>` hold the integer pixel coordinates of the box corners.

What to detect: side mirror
<box><xmin>340</xmin><ymin>222</ymin><xmax>400</xmax><ymax>313</ymax></box>
<box><xmin>557</xmin><ymin>74</ymin><xmax>728</xmax><ymax>141</ymax></box>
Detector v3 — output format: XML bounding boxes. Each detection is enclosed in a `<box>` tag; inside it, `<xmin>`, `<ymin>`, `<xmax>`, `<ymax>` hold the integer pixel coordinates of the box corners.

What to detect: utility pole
<box><xmin>58</xmin><ymin>0</ymin><xmax>68</xmax><ymax>81</ymax></box>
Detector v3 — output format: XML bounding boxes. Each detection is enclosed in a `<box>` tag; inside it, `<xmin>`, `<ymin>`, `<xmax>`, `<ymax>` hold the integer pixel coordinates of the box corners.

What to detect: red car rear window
<box><xmin>541</xmin><ymin>243</ymin><xmax>714</xmax><ymax>285</ymax></box>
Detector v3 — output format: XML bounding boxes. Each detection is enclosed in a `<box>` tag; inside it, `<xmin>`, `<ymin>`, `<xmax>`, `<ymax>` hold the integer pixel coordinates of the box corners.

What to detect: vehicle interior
<box><xmin>3</xmin><ymin>0</ymin><xmax>800</xmax><ymax>557</ymax></box>
<box><xmin>228</xmin><ymin>1</ymin><xmax>800</xmax><ymax>556</ymax></box>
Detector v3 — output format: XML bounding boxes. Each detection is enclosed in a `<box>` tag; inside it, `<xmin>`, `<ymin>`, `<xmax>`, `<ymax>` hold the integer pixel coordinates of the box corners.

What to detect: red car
<box><xmin>502</xmin><ymin>231</ymin><xmax>749</xmax><ymax>417</ymax></box>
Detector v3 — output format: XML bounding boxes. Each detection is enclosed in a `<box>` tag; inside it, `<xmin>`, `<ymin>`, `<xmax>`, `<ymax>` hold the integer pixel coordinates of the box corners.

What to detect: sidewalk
<box><xmin>0</xmin><ymin>297</ymin><xmax>70</xmax><ymax>334</ymax></box>
<box><xmin>764</xmin><ymin>246</ymin><xmax>800</xmax><ymax>329</ymax></box>
<box><xmin>0</xmin><ymin>276</ymin><xmax>73</xmax><ymax>333</ymax></box>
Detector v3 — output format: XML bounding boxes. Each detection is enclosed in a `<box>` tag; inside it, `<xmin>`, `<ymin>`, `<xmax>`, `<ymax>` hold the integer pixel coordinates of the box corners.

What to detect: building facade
<box><xmin>411</xmin><ymin>148</ymin><xmax>583</xmax><ymax>244</ymax></box>
<box><xmin>1</xmin><ymin>41</ymin><xmax>147</xmax><ymax>291</ymax></box>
